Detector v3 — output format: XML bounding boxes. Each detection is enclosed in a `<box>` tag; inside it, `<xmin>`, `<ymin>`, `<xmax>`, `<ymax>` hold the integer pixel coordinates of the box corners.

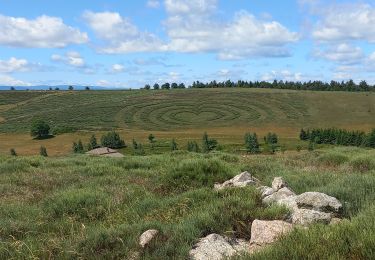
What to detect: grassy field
<box><xmin>0</xmin><ymin>89</ymin><xmax>374</xmax><ymax>156</ymax></box>
<box><xmin>0</xmin><ymin>147</ymin><xmax>374</xmax><ymax>259</ymax></box>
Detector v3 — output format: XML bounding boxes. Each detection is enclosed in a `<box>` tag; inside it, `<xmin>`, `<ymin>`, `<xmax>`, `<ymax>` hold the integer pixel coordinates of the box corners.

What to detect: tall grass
<box><xmin>0</xmin><ymin>147</ymin><xmax>374</xmax><ymax>259</ymax></box>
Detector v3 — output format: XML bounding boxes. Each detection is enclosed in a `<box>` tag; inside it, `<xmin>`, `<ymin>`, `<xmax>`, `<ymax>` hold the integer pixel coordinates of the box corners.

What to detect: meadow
<box><xmin>0</xmin><ymin>88</ymin><xmax>374</xmax><ymax>156</ymax></box>
<box><xmin>0</xmin><ymin>147</ymin><xmax>375</xmax><ymax>259</ymax></box>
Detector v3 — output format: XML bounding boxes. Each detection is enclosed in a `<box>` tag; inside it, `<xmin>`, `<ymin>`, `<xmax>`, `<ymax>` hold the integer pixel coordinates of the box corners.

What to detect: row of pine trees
<box><xmin>300</xmin><ymin>128</ymin><xmax>375</xmax><ymax>148</ymax></box>
<box><xmin>145</xmin><ymin>79</ymin><xmax>375</xmax><ymax>92</ymax></box>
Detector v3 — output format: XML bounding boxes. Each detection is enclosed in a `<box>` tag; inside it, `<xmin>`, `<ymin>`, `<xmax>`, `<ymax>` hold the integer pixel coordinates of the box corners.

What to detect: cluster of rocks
<box><xmin>260</xmin><ymin>177</ymin><xmax>342</xmax><ymax>226</ymax></box>
<box><xmin>188</xmin><ymin>172</ymin><xmax>343</xmax><ymax>260</ymax></box>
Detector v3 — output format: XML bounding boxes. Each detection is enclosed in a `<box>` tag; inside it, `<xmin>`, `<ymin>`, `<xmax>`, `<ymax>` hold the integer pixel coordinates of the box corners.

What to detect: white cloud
<box><xmin>111</xmin><ymin>64</ymin><xmax>125</xmax><ymax>73</ymax></box>
<box><xmin>314</xmin><ymin>43</ymin><xmax>364</xmax><ymax>65</ymax></box>
<box><xmin>165</xmin><ymin>0</ymin><xmax>217</xmax><ymax>14</ymax></box>
<box><xmin>313</xmin><ymin>4</ymin><xmax>375</xmax><ymax>43</ymax></box>
<box><xmin>83</xmin><ymin>0</ymin><xmax>298</xmax><ymax>59</ymax></box>
<box><xmin>0</xmin><ymin>57</ymin><xmax>30</xmax><ymax>73</ymax></box>
<box><xmin>0</xmin><ymin>14</ymin><xmax>88</xmax><ymax>48</ymax></box>
<box><xmin>0</xmin><ymin>74</ymin><xmax>31</xmax><ymax>86</ymax></box>
<box><xmin>261</xmin><ymin>70</ymin><xmax>303</xmax><ymax>82</ymax></box>
<box><xmin>51</xmin><ymin>52</ymin><xmax>85</xmax><ymax>67</ymax></box>
<box><xmin>83</xmin><ymin>11</ymin><xmax>165</xmax><ymax>53</ymax></box>
<box><xmin>147</xmin><ymin>0</ymin><xmax>160</xmax><ymax>8</ymax></box>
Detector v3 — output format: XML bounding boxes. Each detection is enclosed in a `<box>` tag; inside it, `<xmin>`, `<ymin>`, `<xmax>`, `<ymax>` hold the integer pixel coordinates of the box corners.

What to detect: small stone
<box><xmin>139</xmin><ymin>229</ymin><xmax>159</xmax><ymax>248</ymax></box>
<box><xmin>272</xmin><ymin>177</ymin><xmax>289</xmax><ymax>191</ymax></box>
<box><xmin>257</xmin><ymin>186</ymin><xmax>274</xmax><ymax>198</ymax></box>
<box><xmin>214</xmin><ymin>171</ymin><xmax>256</xmax><ymax>190</ymax></box>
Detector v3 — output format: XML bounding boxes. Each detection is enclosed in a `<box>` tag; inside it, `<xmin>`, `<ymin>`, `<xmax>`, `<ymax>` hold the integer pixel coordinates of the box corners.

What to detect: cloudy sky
<box><xmin>1</xmin><ymin>0</ymin><xmax>375</xmax><ymax>88</ymax></box>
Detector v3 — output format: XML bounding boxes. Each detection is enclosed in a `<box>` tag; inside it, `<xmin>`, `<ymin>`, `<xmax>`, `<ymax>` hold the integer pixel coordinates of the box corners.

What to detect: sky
<box><xmin>0</xmin><ymin>0</ymin><xmax>375</xmax><ymax>88</ymax></box>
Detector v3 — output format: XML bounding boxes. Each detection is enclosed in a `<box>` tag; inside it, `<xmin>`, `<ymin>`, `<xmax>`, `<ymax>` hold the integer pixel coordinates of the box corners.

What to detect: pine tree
<box><xmin>187</xmin><ymin>141</ymin><xmax>200</xmax><ymax>152</ymax></box>
<box><xmin>202</xmin><ymin>132</ymin><xmax>217</xmax><ymax>153</ymax></box>
<box><xmin>171</xmin><ymin>139</ymin><xmax>178</xmax><ymax>151</ymax></box>
<box><xmin>244</xmin><ymin>133</ymin><xmax>260</xmax><ymax>154</ymax></box>
<box><xmin>77</xmin><ymin>140</ymin><xmax>84</xmax><ymax>153</ymax></box>
<box><xmin>132</xmin><ymin>139</ymin><xmax>138</xmax><ymax>150</ymax></box>
<box><xmin>40</xmin><ymin>146</ymin><xmax>48</xmax><ymax>157</ymax></box>
<box><xmin>10</xmin><ymin>148</ymin><xmax>17</xmax><ymax>156</ymax></box>
<box><xmin>88</xmin><ymin>135</ymin><xmax>98</xmax><ymax>150</ymax></box>
<box><xmin>148</xmin><ymin>134</ymin><xmax>156</xmax><ymax>149</ymax></box>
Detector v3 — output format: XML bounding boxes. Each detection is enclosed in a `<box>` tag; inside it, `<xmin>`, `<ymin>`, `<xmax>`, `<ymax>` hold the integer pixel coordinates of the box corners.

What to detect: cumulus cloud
<box><xmin>0</xmin><ymin>14</ymin><xmax>88</xmax><ymax>48</ymax></box>
<box><xmin>83</xmin><ymin>0</ymin><xmax>298</xmax><ymax>59</ymax></box>
<box><xmin>111</xmin><ymin>64</ymin><xmax>125</xmax><ymax>73</ymax></box>
<box><xmin>147</xmin><ymin>0</ymin><xmax>160</xmax><ymax>8</ymax></box>
<box><xmin>82</xmin><ymin>11</ymin><xmax>166</xmax><ymax>53</ymax></box>
<box><xmin>314</xmin><ymin>43</ymin><xmax>364</xmax><ymax>65</ymax></box>
<box><xmin>51</xmin><ymin>52</ymin><xmax>85</xmax><ymax>67</ymax></box>
<box><xmin>313</xmin><ymin>4</ymin><xmax>375</xmax><ymax>43</ymax></box>
<box><xmin>0</xmin><ymin>57</ymin><xmax>31</xmax><ymax>73</ymax></box>
<box><xmin>0</xmin><ymin>74</ymin><xmax>31</xmax><ymax>86</ymax></box>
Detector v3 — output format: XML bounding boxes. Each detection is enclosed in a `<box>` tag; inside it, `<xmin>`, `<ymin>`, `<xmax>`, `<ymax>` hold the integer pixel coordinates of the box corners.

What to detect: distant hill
<box><xmin>0</xmin><ymin>88</ymin><xmax>374</xmax><ymax>134</ymax></box>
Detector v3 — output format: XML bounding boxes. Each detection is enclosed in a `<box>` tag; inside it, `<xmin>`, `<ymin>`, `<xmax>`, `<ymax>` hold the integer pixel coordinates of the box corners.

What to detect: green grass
<box><xmin>0</xmin><ymin>89</ymin><xmax>374</xmax><ymax>133</ymax></box>
<box><xmin>0</xmin><ymin>147</ymin><xmax>375</xmax><ymax>259</ymax></box>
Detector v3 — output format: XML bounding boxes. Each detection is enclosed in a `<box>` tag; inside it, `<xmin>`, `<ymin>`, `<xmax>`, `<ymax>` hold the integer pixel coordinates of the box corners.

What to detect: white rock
<box><xmin>272</xmin><ymin>177</ymin><xmax>289</xmax><ymax>191</ymax></box>
<box><xmin>296</xmin><ymin>192</ymin><xmax>343</xmax><ymax>214</ymax></box>
<box><xmin>139</xmin><ymin>229</ymin><xmax>159</xmax><ymax>248</ymax></box>
<box><xmin>291</xmin><ymin>208</ymin><xmax>332</xmax><ymax>226</ymax></box>
<box><xmin>250</xmin><ymin>220</ymin><xmax>293</xmax><ymax>246</ymax></box>
<box><xmin>263</xmin><ymin>187</ymin><xmax>296</xmax><ymax>205</ymax></box>
<box><xmin>189</xmin><ymin>234</ymin><xmax>249</xmax><ymax>260</ymax></box>
<box><xmin>214</xmin><ymin>171</ymin><xmax>256</xmax><ymax>190</ymax></box>
<box><xmin>257</xmin><ymin>186</ymin><xmax>274</xmax><ymax>198</ymax></box>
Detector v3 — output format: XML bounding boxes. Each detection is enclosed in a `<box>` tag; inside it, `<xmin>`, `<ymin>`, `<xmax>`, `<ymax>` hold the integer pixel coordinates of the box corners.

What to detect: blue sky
<box><xmin>0</xmin><ymin>0</ymin><xmax>375</xmax><ymax>88</ymax></box>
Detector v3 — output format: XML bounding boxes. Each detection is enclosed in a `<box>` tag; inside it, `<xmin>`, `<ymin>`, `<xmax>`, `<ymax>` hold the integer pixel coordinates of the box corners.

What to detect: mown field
<box><xmin>0</xmin><ymin>147</ymin><xmax>375</xmax><ymax>259</ymax></box>
<box><xmin>0</xmin><ymin>89</ymin><xmax>374</xmax><ymax>156</ymax></box>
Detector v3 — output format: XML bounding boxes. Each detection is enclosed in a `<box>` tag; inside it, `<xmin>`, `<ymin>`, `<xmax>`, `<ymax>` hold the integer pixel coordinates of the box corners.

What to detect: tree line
<box><xmin>144</xmin><ymin>79</ymin><xmax>375</xmax><ymax>92</ymax></box>
<box><xmin>300</xmin><ymin>128</ymin><xmax>375</xmax><ymax>148</ymax></box>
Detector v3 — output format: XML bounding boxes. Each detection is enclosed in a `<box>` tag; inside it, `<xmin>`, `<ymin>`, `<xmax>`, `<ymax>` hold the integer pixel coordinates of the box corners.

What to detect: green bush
<box><xmin>162</xmin><ymin>158</ymin><xmax>235</xmax><ymax>192</ymax></box>
<box><xmin>101</xmin><ymin>131</ymin><xmax>126</xmax><ymax>149</ymax></box>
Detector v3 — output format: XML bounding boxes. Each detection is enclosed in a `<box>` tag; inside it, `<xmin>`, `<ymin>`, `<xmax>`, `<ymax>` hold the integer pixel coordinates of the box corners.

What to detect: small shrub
<box><xmin>10</xmin><ymin>148</ymin><xmax>17</xmax><ymax>156</ymax></box>
<box><xmin>350</xmin><ymin>156</ymin><xmax>375</xmax><ymax>172</ymax></box>
<box><xmin>162</xmin><ymin>158</ymin><xmax>234</xmax><ymax>192</ymax></box>
<box><xmin>40</xmin><ymin>146</ymin><xmax>48</xmax><ymax>157</ymax></box>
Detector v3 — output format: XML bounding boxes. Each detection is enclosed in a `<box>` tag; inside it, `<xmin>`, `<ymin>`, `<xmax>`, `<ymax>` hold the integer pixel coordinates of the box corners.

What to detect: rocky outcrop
<box><xmin>189</xmin><ymin>234</ymin><xmax>249</xmax><ymax>260</ymax></box>
<box><xmin>189</xmin><ymin>175</ymin><xmax>344</xmax><ymax>259</ymax></box>
<box><xmin>139</xmin><ymin>229</ymin><xmax>159</xmax><ymax>248</ymax></box>
<box><xmin>262</xmin><ymin>177</ymin><xmax>343</xmax><ymax>226</ymax></box>
<box><xmin>250</xmin><ymin>220</ymin><xmax>293</xmax><ymax>246</ymax></box>
<box><xmin>214</xmin><ymin>171</ymin><xmax>257</xmax><ymax>190</ymax></box>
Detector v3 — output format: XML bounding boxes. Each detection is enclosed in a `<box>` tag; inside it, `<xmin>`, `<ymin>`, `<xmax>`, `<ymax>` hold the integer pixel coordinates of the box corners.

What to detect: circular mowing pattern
<box><xmin>117</xmin><ymin>92</ymin><xmax>308</xmax><ymax>130</ymax></box>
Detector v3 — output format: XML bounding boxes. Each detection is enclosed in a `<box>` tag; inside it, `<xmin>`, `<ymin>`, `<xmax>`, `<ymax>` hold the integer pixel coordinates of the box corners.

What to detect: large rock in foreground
<box><xmin>295</xmin><ymin>192</ymin><xmax>343</xmax><ymax>214</ymax></box>
<box><xmin>250</xmin><ymin>220</ymin><xmax>293</xmax><ymax>247</ymax></box>
<box><xmin>214</xmin><ymin>171</ymin><xmax>256</xmax><ymax>190</ymax></box>
<box><xmin>189</xmin><ymin>234</ymin><xmax>249</xmax><ymax>260</ymax></box>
